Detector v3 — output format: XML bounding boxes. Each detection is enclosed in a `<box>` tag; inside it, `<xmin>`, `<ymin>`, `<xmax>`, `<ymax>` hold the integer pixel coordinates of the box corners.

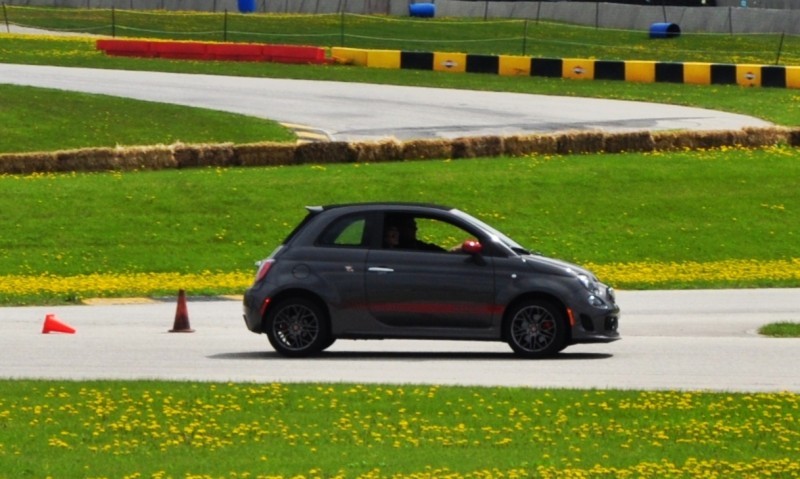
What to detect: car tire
<box><xmin>265</xmin><ymin>297</ymin><xmax>331</xmax><ymax>357</ymax></box>
<box><xmin>504</xmin><ymin>299</ymin><xmax>567</xmax><ymax>358</ymax></box>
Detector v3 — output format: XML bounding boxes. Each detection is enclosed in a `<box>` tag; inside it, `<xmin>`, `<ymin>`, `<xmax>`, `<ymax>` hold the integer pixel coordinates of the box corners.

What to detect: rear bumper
<box><xmin>242</xmin><ymin>288</ymin><xmax>264</xmax><ymax>333</ymax></box>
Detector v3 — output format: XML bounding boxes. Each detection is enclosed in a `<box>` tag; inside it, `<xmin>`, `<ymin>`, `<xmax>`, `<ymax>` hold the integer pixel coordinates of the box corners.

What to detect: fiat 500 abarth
<box><xmin>243</xmin><ymin>203</ymin><xmax>620</xmax><ymax>357</ymax></box>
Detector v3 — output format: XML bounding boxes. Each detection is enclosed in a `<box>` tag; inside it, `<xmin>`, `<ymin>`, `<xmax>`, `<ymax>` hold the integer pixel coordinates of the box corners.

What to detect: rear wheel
<box><xmin>265</xmin><ymin>297</ymin><xmax>331</xmax><ymax>357</ymax></box>
<box><xmin>505</xmin><ymin>299</ymin><xmax>567</xmax><ymax>358</ymax></box>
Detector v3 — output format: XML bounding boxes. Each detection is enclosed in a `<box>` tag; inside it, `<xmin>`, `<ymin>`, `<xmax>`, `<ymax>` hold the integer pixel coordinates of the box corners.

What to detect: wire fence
<box><xmin>3</xmin><ymin>4</ymin><xmax>799</xmax><ymax>64</ymax></box>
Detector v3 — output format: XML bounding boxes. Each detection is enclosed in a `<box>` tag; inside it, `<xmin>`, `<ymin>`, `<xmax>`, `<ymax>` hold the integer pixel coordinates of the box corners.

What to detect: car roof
<box><xmin>306</xmin><ymin>202</ymin><xmax>453</xmax><ymax>214</ymax></box>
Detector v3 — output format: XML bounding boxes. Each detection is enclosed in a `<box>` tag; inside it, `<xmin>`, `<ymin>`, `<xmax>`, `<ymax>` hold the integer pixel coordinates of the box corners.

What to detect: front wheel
<box><xmin>504</xmin><ymin>299</ymin><xmax>568</xmax><ymax>358</ymax></box>
<box><xmin>265</xmin><ymin>297</ymin><xmax>331</xmax><ymax>357</ymax></box>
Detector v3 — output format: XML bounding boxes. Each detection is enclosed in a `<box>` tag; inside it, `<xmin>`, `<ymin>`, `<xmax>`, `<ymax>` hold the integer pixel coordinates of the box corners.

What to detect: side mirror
<box><xmin>461</xmin><ymin>239</ymin><xmax>482</xmax><ymax>255</ymax></box>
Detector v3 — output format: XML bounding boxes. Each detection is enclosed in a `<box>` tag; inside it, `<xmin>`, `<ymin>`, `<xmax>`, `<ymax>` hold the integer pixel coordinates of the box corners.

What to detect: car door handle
<box><xmin>368</xmin><ymin>267</ymin><xmax>394</xmax><ymax>273</ymax></box>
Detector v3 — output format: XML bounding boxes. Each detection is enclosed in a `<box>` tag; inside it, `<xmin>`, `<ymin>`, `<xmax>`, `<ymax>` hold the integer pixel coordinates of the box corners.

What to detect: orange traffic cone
<box><xmin>169</xmin><ymin>289</ymin><xmax>194</xmax><ymax>333</ymax></box>
<box><xmin>42</xmin><ymin>314</ymin><xmax>76</xmax><ymax>334</ymax></box>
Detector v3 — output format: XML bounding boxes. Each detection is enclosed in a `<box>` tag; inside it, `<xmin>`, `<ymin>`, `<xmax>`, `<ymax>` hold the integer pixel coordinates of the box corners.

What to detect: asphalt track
<box><xmin>0</xmin><ymin>63</ymin><xmax>772</xmax><ymax>142</ymax></box>
<box><xmin>1</xmin><ymin>61</ymin><xmax>797</xmax><ymax>393</ymax></box>
<box><xmin>1</xmin><ymin>289</ymin><xmax>799</xmax><ymax>392</ymax></box>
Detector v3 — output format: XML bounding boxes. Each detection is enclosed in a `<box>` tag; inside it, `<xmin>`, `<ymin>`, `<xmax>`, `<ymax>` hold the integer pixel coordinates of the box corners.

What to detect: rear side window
<box><xmin>281</xmin><ymin>212</ymin><xmax>317</xmax><ymax>245</ymax></box>
<box><xmin>317</xmin><ymin>215</ymin><xmax>367</xmax><ymax>247</ymax></box>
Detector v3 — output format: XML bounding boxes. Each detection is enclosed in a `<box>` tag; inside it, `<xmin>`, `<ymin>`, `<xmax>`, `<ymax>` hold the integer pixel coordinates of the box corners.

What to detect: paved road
<box><xmin>0</xmin><ymin>64</ymin><xmax>771</xmax><ymax>142</ymax></box>
<box><xmin>1</xmin><ymin>289</ymin><xmax>798</xmax><ymax>392</ymax></box>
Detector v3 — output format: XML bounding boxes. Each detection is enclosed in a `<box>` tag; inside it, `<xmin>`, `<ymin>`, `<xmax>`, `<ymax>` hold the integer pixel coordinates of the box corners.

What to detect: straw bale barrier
<box><xmin>348</xmin><ymin>139</ymin><xmax>404</xmax><ymax>163</ymax></box>
<box><xmin>295</xmin><ymin>141</ymin><xmax>356</xmax><ymax>164</ymax></box>
<box><xmin>233</xmin><ymin>142</ymin><xmax>296</xmax><ymax>167</ymax></box>
<box><xmin>0</xmin><ymin>127</ymin><xmax>797</xmax><ymax>175</ymax></box>
<box><xmin>118</xmin><ymin>145</ymin><xmax>177</xmax><ymax>170</ymax></box>
<box><xmin>784</xmin><ymin>128</ymin><xmax>800</xmax><ymax>147</ymax></box>
<box><xmin>0</xmin><ymin>152</ymin><xmax>59</xmax><ymax>175</ymax></box>
<box><xmin>651</xmin><ymin>127</ymin><xmax>792</xmax><ymax>151</ymax></box>
<box><xmin>603</xmin><ymin>131</ymin><xmax>656</xmax><ymax>154</ymax></box>
<box><xmin>400</xmin><ymin>138</ymin><xmax>452</xmax><ymax>161</ymax></box>
<box><xmin>173</xmin><ymin>143</ymin><xmax>235</xmax><ymax>168</ymax></box>
<box><xmin>451</xmin><ymin>136</ymin><xmax>505</xmax><ymax>159</ymax></box>
<box><xmin>556</xmin><ymin>131</ymin><xmax>606</xmax><ymax>155</ymax></box>
<box><xmin>502</xmin><ymin>134</ymin><xmax>559</xmax><ymax>156</ymax></box>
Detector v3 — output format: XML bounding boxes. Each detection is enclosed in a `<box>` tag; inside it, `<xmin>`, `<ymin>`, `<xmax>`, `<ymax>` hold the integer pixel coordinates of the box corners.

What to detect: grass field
<box><xmin>0</xmin><ymin>84</ymin><xmax>295</xmax><ymax>153</ymax></box>
<box><xmin>1</xmin><ymin>147</ymin><xmax>799</xmax><ymax>303</ymax></box>
<box><xmin>1</xmin><ymin>380</ymin><xmax>798</xmax><ymax>479</ymax></box>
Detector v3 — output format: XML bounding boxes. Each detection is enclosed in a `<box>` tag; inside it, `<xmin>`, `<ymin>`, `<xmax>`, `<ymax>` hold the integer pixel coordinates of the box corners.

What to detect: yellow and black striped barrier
<box><xmin>332</xmin><ymin>47</ymin><xmax>800</xmax><ymax>89</ymax></box>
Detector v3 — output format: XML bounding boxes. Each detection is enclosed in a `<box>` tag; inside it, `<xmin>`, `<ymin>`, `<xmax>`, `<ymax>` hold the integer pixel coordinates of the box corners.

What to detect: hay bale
<box><xmin>652</xmin><ymin>131</ymin><xmax>719</xmax><ymax>151</ymax></box>
<box><xmin>787</xmin><ymin>127</ymin><xmax>800</xmax><ymax>147</ymax></box>
<box><xmin>651</xmin><ymin>131</ymin><xmax>684</xmax><ymax>151</ymax></box>
<box><xmin>451</xmin><ymin>137</ymin><xmax>477</xmax><ymax>159</ymax></box>
<box><xmin>174</xmin><ymin>143</ymin><xmax>235</xmax><ymax>168</ymax></box>
<box><xmin>234</xmin><ymin>142</ymin><xmax>296</xmax><ymax>167</ymax></box>
<box><xmin>348</xmin><ymin>139</ymin><xmax>403</xmax><ymax>163</ymax></box>
<box><xmin>603</xmin><ymin>131</ymin><xmax>655</xmax><ymax>154</ymax></box>
<box><xmin>55</xmin><ymin>147</ymin><xmax>117</xmax><ymax>172</ymax></box>
<box><xmin>0</xmin><ymin>152</ymin><xmax>59</xmax><ymax>174</ymax></box>
<box><xmin>117</xmin><ymin>145</ymin><xmax>177</xmax><ymax>170</ymax></box>
<box><xmin>651</xmin><ymin>128</ymin><xmax>791</xmax><ymax>152</ymax></box>
<box><xmin>739</xmin><ymin>126</ymin><xmax>789</xmax><ymax>147</ymax></box>
<box><xmin>451</xmin><ymin>136</ymin><xmax>504</xmax><ymax>159</ymax></box>
<box><xmin>172</xmin><ymin>144</ymin><xmax>201</xmax><ymax>168</ymax></box>
<box><xmin>687</xmin><ymin>130</ymin><xmax>739</xmax><ymax>149</ymax></box>
<box><xmin>503</xmin><ymin>134</ymin><xmax>558</xmax><ymax>156</ymax></box>
<box><xmin>201</xmin><ymin>143</ymin><xmax>235</xmax><ymax>167</ymax></box>
<box><xmin>556</xmin><ymin>131</ymin><xmax>605</xmax><ymax>155</ymax></box>
<box><xmin>294</xmin><ymin>141</ymin><xmax>356</xmax><ymax>164</ymax></box>
<box><xmin>400</xmin><ymin>139</ymin><xmax>452</xmax><ymax>161</ymax></box>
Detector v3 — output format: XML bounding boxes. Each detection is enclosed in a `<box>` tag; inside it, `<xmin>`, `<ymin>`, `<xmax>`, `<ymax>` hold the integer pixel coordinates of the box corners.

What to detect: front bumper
<box><xmin>570</xmin><ymin>299</ymin><xmax>621</xmax><ymax>344</ymax></box>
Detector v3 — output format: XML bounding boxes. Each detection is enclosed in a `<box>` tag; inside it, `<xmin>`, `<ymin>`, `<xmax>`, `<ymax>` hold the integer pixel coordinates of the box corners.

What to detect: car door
<box><xmin>303</xmin><ymin>211</ymin><xmax>374</xmax><ymax>328</ymax></box>
<box><xmin>365</xmin><ymin>214</ymin><xmax>497</xmax><ymax>330</ymax></box>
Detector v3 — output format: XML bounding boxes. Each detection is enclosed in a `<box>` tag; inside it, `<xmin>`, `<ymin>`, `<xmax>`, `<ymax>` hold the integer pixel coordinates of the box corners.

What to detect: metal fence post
<box><xmin>595</xmin><ymin>0</ymin><xmax>599</xmax><ymax>29</ymax></box>
<box><xmin>775</xmin><ymin>31</ymin><xmax>785</xmax><ymax>65</ymax></box>
<box><xmin>728</xmin><ymin>6</ymin><xmax>733</xmax><ymax>35</ymax></box>
<box><xmin>340</xmin><ymin>7</ymin><xmax>345</xmax><ymax>46</ymax></box>
<box><xmin>522</xmin><ymin>18</ymin><xmax>528</xmax><ymax>56</ymax></box>
<box><xmin>2</xmin><ymin>3</ymin><xmax>9</xmax><ymax>34</ymax></box>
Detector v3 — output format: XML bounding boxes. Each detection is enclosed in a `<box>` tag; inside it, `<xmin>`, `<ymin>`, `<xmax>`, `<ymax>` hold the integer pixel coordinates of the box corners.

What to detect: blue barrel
<box><xmin>238</xmin><ymin>0</ymin><xmax>256</xmax><ymax>13</ymax></box>
<box><xmin>649</xmin><ymin>22</ymin><xmax>681</xmax><ymax>39</ymax></box>
<box><xmin>409</xmin><ymin>3</ymin><xmax>436</xmax><ymax>18</ymax></box>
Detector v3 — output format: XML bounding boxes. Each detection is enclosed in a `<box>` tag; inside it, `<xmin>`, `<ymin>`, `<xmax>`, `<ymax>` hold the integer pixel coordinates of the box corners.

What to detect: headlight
<box><xmin>577</xmin><ymin>274</ymin><xmax>600</xmax><ymax>294</ymax></box>
<box><xmin>578</xmin><ymin>274</ymin><xmax>610</xmax><ymax>308</ymax></box>
<box><xmin>587</xmin><ymin>295</ymin><xmax>606</xmax><ymax>308</ymax></box>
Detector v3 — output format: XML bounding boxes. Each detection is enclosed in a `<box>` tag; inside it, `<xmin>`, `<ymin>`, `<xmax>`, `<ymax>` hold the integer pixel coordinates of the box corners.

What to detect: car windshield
<box><xmin>449</xmin><ymin>209</ymin><xmax>532</xmax><ymax>255</ymax></box>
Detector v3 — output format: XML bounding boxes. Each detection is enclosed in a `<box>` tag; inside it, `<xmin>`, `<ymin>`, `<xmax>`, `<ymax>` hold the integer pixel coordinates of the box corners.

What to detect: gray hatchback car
<box><xmin>243</xmin><ymin>203</ymin><xmax>620</xmax><ymax>357</ymax></box>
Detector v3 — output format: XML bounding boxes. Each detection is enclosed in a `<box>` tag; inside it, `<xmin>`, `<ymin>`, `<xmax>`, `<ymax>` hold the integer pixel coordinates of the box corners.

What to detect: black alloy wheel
<box><xmin>265</xmin><ymin>297</ymin><xmax>331</xmax><ymax>357</ymax></box>
<box><xmin>505</xmin><ymin>299</ymin><xmax>568</xmax><ymax>357</ymax></box>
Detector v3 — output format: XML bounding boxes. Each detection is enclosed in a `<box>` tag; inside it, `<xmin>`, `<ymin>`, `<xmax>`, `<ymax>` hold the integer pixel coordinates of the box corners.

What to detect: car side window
<box><xmin>384</xmin><ymin>214</ymin><xmax>475</xmax><ymax>252</ymax></box>
<box><xmin>317</xmin><ymin>215</ymin><xmax>367</xmax><ymax>247</ymax></box>
<box><xmin>416</xmin><ymin>217</ymin><xmax>473</xmax><ymax>251</ymax></box>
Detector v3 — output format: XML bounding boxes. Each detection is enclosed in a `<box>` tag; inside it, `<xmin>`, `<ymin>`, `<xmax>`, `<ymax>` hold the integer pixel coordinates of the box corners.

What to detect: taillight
<box><xmin>254</xmin><ymin>259</ymin><xmax>275</xmax><ymax>283</ymax></box>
